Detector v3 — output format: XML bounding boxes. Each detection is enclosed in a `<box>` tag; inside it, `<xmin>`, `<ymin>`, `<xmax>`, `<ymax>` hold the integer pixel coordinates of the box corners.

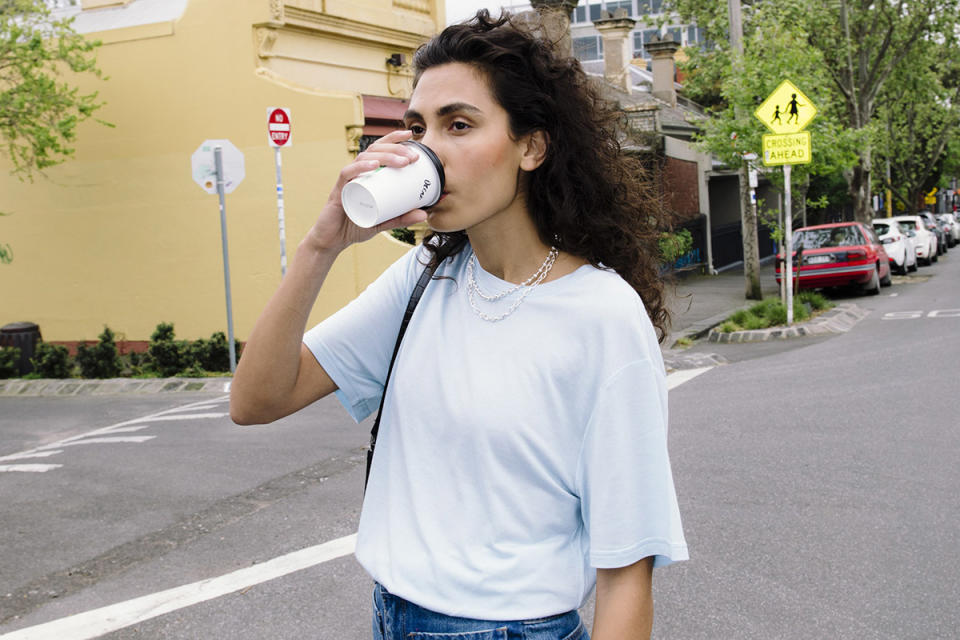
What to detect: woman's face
<box><xmin>403</xmin><ymin>62</ymin><xmax>544</xmax><ymax>234</ymax></box>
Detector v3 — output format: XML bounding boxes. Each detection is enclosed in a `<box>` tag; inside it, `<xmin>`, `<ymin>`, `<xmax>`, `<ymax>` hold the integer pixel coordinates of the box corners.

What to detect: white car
<box><xmin>936</xmin><ymin>213</ymin><xmax>960</xmax><ymax>244</ymax></box>
<box><xmin>873</xmin><ymin>218</ymin><xmax>917</xmax><ymax>274</ymax></box>
<box><xmin>893</xmin><ymin>215</ymin><xmax>937</xmax><ymax>266</ymax></box>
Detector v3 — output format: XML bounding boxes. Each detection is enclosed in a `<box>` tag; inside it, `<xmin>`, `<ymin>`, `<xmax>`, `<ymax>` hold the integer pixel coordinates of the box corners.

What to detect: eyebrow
<box><xmin>403</xmin><ymin>102</ymin><xmax>483</xmax><ymax>122</ymax></box>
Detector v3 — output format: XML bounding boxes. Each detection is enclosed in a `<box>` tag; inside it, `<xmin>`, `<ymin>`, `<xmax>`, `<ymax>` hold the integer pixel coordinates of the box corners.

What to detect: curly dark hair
<box><xmin>414</xmin><ymin>10</ymin><xmax>671</xmax><ymax>341</ymax></box>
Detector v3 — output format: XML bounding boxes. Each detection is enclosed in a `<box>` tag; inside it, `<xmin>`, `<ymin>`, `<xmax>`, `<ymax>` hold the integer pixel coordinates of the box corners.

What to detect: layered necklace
<box><xmin>466</xmin><ymin>246</ymin><xmax>559</xmax><ymax>322</ymax></box>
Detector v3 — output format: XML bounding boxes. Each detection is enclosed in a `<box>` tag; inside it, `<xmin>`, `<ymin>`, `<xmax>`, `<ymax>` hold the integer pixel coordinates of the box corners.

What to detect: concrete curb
<box><xmin>706</xmin><ymin>303</ymin><xmax>870</xmax><ymax>344</ymax></box>
<box><xmin>0</xmin><ymin>377</ymin><xmax>231</xmax><ymax>398</ymax></box>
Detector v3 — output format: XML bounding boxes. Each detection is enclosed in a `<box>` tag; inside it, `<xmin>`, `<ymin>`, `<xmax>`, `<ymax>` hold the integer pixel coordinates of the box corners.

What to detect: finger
<box><xmin>334</xmin><ymin>159</ymin><xmax>381</xmax><ymax>193</ymax></box>
<box><xmin>377</xmin><ymin>129</ymin><xmax>414</xmax><ymax>144</ymax></box>
<box><xmin>355</xmin><ymin>149</ymin><xmax>417</xmax><ymax>169</ymax></box>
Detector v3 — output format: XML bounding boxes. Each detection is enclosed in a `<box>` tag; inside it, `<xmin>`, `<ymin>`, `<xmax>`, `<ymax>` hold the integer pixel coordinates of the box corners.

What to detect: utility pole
<box><xmin>728</xmin><ymin>0</ymin><xmax>763</xmax><ymax>299</ymax></box>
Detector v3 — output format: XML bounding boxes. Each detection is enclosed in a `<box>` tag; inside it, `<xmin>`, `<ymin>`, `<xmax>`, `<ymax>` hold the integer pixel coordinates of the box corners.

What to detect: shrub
<box><xmin>31</xmin><ymin>343</ymin><xmax>73</xmax><ymax>378</ymax></box>
<box><xmin>741</xmin><ymin>314</ymin><xmax>770</xmax><ymax>330</ymax></box>
<box><xmin>76</xmin><ymin>326</ymin><xmax>123</xmax><ymax>378</ymax></box>
<box><xmin>0</xmin><ymin>346</ymin><xmax>21</xmax><ymax>378</ymax></box>
<box><xmin>729</xmin><ymin>309</ymin><xmax>750</xmax><ymax>326</ymax></box>
<box><xmin>197</xmin><ymin>331</ymin><xmax>238</xmax><ymax>372</ymax></box>
<box><xmin>659</xmin><ymin>229</ymin><xmax>694</xmax><ymax>264</ymax></box>
<box><xmin>390</xmin><ymin>227</ymin><xmax>416</xmax><ymax>245</ymax></box>
<box><xmin>797</xmin><ymin>291</ymin><xmax>833</xmax><ymax>311</ymax></box>
<box><xmin>148</xmin><ymin>322</ymin><xmax>187</xmax><ymax>377</ymax></box>
<box><xmin>718</xmin><ymin>321</ymin><xmax>738</xmax><ymax>333</ymax></box>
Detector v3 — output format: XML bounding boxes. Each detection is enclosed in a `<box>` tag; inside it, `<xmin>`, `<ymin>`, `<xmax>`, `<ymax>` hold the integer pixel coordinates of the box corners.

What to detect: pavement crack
<box><xmin>0</xmin><ymin>454</ymin><xmax>361</xmax><ymax>624</ymax></box>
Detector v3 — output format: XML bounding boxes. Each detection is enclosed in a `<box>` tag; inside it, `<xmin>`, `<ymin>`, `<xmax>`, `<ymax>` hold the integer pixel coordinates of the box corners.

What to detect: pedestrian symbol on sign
<box><xmin>754</xmin><ymin>80</ymin><xmax>817</xmax><ymax>135</ymax></box>
<box><xmin>786</xmin><ymin>94</ymin><xmax>802</xmax><ymax>124</ymax></box>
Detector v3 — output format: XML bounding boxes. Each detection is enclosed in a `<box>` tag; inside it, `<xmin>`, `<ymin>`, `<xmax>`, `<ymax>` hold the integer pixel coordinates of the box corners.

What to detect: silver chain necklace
<box><xmin>466</xmin><ymin>247</ymin><xmax>558</xmax><ymax>322</ymax></box>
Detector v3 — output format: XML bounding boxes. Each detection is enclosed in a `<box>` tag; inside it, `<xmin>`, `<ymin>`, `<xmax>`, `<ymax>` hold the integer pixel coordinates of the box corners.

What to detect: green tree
<box><xmin>873</xmin><ymin>38</ymin><xmax>960</xmax><ymax>215</ymax></box>
<box><xmin>1</xmin><ymin>0</ymin><xmax>107</xmax><ymax>179</ymax></box>
<box><xmin>1</xmin><ymin>0</ymin><xmax>110</xmax><ymax>261</ymax></box>
<box><xmin>805</xmin><ymin>0</ymin><xmax>959</xmax><ymax>223</ymax></box>
<box><xmin>672</xmin><ymin>0</ymin><xmax>960</xmax><ymax>225</ymax></box>
<box><xmin>671</xmin><ymin>0</ymin><xmax>858</xmax><ymax>247</ymax></box>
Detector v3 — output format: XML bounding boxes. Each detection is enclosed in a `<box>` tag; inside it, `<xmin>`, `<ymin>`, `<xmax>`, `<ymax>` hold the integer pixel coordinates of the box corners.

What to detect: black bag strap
<box><xmin>365</xmin><ymin>236</ymin><xmax>465</xmax><ymax>491</ymax></box>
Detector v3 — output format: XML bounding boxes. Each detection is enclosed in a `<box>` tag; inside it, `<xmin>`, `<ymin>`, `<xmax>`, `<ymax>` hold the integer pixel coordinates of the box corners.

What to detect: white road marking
<box><xmin>0</xmin><ymin>534</ymin><xmax>357</xmax><ymax>640</ymax></box>
<box><xmin>0</xmin><ymin>396</ymin><xmax>230</xmax><ymax>473</ymax></box>
<box><xmin>46</xmin><ymin>437</ymin><xmax>157</xmax><ymax>447</ymax></box>
<box><xmin>125</xmin><ymin>413</ymin><xmax>227</xmax><ymax>423</ymax></box>
<box><xmin>666</xmin><ymin>367</ymin><xmax>713</xmax><ymax>390</ymax></box>
<box><xmin>0</xmin><ymin>464</ymin><xmax>63</xmax><ymax>473</ymax></box>
<box><xmin>97</xmin><ymin>426</ymin><xmax>151</xmax><ymax>435</ymax></box>
<box><xmin>0</xmin><ymin>451</ymin><xmax>62</xmax><ymax>462</ymax></box>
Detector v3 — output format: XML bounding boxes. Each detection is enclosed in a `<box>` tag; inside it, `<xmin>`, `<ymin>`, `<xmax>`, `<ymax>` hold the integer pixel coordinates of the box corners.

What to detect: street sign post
<box><xmin>755</xmin><ymin>80</ymin><xmax>818</xmax><ymax>326</ymax></box>
<box><xmin>267</xmin><ymin>107</ymin><xmax>291</xmax><ymax>278</ymax></box>
<box><xmin>191</xmin><ymin>139</ymin><xmax>245</xmax><ymax>373</ymax></box>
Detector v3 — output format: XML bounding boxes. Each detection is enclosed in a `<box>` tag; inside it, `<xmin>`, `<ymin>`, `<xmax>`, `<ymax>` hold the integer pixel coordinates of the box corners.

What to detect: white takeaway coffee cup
<box><xmin>341</xmin><ymin>141</ymin><xmax>445</xmax><ymax>228</ymax></box>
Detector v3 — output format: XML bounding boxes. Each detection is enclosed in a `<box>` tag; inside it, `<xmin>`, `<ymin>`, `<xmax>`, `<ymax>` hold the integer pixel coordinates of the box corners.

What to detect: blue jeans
<box><xmin>372</xmin><ymin>583</ymin><xmax>589</xmax><ymax>640</ymax></box>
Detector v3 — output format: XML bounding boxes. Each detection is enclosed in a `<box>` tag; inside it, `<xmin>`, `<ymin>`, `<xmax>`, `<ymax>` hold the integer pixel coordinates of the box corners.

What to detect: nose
<box><xmin>418</xmin><ymin>132</ymin><xmax>445</xmax><ymax>168</ymax></box>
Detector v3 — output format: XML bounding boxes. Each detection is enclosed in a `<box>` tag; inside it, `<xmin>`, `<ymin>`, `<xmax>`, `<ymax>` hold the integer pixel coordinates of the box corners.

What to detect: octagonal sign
<box><xmin>191</xmin><ymin>139</ymin><xmax>245</xmax><ymax>194</ymax></box>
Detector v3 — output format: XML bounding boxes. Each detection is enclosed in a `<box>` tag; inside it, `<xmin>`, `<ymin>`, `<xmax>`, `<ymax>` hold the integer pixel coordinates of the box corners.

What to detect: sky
<box><xmin>444</xmin><ymin>0</ymin><xmax>532</xmax><ymax>25</ymax></box>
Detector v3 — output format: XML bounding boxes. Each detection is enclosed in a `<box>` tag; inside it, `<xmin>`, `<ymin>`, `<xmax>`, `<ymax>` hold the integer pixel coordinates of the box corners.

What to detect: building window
<box><xmin>637</xmin><ymin>0</ymin><xmax>664</xmax><ymax>14</ymax></box>
<box><xmin>635</xmin><ymin>27</ymin><xmax>660</xmax><ymax>57</ymax></box>
<box><xmin>666</xmin><ymin>26</ymin><xmax>682</xmax><ymax>44</ymax></box>
<box><xmin>573</xmin><ymin>3</ymin><xmax>603</xmax><ymax>24</ymax></box>
<box><xmin>605</xmin><ymin>0</ymin><xmax>634</xmax><ymax>16</ymax></box>
<box><xmin>573</xmin><ymin>35</ymin><xmax>603</xmax><ymax>60</ymax></box>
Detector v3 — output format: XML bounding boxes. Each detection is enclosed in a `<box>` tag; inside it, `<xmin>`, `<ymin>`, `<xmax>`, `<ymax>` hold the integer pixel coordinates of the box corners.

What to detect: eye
<box><xmin>408</xmin><ymin>124</ymin><xmax>425</xmax><ymax>136</ymax></box>
<box><xmin>450</xmin><ymin>120</ymin><xmax>471</xmax><ymax>132</ymax></box>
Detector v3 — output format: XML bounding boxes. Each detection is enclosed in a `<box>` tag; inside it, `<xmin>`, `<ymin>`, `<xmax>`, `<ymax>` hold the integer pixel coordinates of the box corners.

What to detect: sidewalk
<box><xmin>665</xmin><ymin>261</ymin><xmax>781</xmax><ymax>344</ymax></box>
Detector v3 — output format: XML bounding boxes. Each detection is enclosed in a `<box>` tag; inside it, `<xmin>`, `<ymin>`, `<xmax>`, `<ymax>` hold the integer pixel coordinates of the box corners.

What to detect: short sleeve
<box><xmin>303</xmin><ymin>246</ymin><xmax>422</xmax><ymax>423</ymax></box>
<box><xmin>576</xmin><ymin>359</ymin><xmax>688</xmax><ymax>569</ymax></box>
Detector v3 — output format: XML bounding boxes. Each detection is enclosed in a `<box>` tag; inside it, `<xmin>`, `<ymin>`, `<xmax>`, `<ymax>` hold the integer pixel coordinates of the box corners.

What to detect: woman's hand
<box><xmin>304</xmin><ymin>129</ymin><xmax>429</xmax><ymax>255</ymax></box>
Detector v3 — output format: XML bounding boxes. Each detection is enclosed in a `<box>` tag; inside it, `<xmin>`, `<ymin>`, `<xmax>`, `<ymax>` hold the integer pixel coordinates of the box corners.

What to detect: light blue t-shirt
<box><xmin>303</xmin><ymin>243</ymin><xmax>687</xmax><ymax>620</ymax></box>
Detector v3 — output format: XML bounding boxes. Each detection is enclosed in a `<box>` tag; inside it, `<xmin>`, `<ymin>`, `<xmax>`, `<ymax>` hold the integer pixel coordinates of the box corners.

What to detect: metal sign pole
<box><xmin>784</xmin><ymin>163</ymin><xmax>794</xmax><ymax>325</ymax></box>
<box><xmin>215</xmin><ymin>146</ymin><xmax>237</xmax><ymax>373</ymax></box>
<box><xmin>275</xmin><ymin>146</ymin><xmax>288</xmax><ymax>278</ymax></box>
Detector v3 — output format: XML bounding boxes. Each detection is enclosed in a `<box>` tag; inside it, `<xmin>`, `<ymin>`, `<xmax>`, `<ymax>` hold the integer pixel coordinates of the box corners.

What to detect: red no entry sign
<box><xmin>267</xmin><ymin>107</ymin><xmax>292</xmax><ymax>147</ymax></box>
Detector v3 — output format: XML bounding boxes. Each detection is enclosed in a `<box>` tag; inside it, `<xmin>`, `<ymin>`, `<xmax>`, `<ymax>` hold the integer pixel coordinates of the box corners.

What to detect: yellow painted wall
<box><xmin>0</xmin><ymin>0</ymin><xmax>439</xmax><ymax>343</ymax></box>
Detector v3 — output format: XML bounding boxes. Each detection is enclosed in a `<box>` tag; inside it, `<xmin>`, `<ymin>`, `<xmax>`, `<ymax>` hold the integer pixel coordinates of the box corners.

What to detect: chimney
<box><xmin>644</xmin><ymin>35</ymin><xmax>680</xmax><ymax>106</ymax></box>
<box><xmin>593</xmin><ymin>9</ymin><xmax>637</xmax><ymax>94</ymax></box>
<box><xmin>529</xmin><ymin>0</ymin><xmax>579</xmax><ymax>58</ymax></box>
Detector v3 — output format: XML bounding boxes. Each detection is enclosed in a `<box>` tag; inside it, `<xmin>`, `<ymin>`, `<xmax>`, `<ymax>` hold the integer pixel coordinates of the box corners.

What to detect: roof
<box><xmin>578</xmin><ymin>59</ymin><xmax>705</xmax><ymax>138</ymax></box>
<box><xmin>50</xmin><ymin>0</ymin><xmax>188</xmax><ymax>34</ymax></box>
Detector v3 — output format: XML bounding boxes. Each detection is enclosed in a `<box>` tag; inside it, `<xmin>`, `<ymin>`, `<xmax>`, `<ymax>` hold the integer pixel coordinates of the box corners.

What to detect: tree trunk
<box><xmin>849</xmin><ymin>144</ymin><xmax>874</xmax><ymax>224</ymax></box>
<box><xmin>739</xmin><ymin>162</ymin><xmax>762</xmax><ymax>300</ymax></box>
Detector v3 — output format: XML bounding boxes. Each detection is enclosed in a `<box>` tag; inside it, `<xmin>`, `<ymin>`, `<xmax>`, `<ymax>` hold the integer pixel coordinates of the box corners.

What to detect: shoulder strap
<box><xmin>365</xmin><ymin>236</ymin><xmax>465</xmax><ymax>491</ymax></box>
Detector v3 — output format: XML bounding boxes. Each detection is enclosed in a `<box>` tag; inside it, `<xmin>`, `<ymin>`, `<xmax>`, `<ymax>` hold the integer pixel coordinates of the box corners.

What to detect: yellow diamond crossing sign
<box><xmin>755</xmin><ymin>79</ymin><xmax>817</xmax><ymax>135</ymax></box>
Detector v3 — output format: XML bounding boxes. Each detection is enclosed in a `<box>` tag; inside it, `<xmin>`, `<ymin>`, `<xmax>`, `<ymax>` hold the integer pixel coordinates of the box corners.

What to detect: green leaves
<box><xmin>0</xmin><ymin>0</ymin><xmax>107</xmax><ymax>181</ymax></box>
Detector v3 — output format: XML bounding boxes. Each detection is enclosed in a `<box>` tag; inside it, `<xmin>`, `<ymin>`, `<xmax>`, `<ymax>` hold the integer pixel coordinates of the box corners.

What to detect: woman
<box><xmin>231</xmin><ymin>10</ymin><xmax>687</xmax><ymax>639</ymax></box>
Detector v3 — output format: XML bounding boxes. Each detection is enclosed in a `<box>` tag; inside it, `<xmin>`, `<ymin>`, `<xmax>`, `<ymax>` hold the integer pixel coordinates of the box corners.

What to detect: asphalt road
<box><xmin>1</xmin><ymin>253</ymin><xmax>958</xmax><ymax>639</ymax></box>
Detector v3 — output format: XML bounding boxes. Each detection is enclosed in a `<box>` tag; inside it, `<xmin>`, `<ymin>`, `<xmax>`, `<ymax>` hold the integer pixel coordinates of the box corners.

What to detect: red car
<box><xmin>775</xmin><ymin>222</ymin><xmax>891</xmax><ymax>295</ymax></box>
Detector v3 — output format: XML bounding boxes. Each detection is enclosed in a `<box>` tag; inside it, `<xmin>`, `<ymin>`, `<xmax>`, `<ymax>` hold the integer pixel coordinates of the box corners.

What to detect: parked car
<box><xmin>894</xmin><ymin>215</ymin><xmax>938</xmax><ymax>265</ymax></box>
<box><xmin>776</xmin><ymin>222</ymin><xmax>891</xmax><ymax>295</ymax></box>
<box><xmin>873</xmin><ymin>218</ymin><xmax>917</xmax><ymax>274</ymax></box>
<box><xmin>919</xmin><ymin>211</ymin><xmax>948</xmax><ymax>255</ymax></box>
<box><xmin>935</xmin><ymin>213</ymin><xmax>960</xmax><ymax>246</ymax></box>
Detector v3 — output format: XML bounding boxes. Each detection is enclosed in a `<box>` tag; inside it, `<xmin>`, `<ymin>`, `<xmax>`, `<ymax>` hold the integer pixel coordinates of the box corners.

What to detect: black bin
<box><xmin>0</xmin><ymin>322</ymin><xmax>42</xmax><ymax>377</ymax></box>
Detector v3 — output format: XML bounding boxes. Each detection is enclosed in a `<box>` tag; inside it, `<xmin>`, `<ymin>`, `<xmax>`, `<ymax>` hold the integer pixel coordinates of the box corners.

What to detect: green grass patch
<box><xmin>719</xmin><ymin>295</ymin><xmax>824</xmax><ymax>333</ymax></box>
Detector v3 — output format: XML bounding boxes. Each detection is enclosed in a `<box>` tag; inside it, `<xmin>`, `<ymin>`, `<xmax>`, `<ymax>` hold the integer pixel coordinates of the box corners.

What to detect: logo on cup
<box><xmin>419</xmin><ymin>179</ymin><xmax>431</xmax><ymax>201</ymax></box>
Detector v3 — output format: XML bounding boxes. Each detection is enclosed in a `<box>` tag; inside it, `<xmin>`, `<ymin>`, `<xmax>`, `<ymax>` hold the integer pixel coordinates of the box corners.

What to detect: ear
<box><xmin>519</xmin><ymin>130</ymin><xmax>549</xmax><ymax>172</ymax></box>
